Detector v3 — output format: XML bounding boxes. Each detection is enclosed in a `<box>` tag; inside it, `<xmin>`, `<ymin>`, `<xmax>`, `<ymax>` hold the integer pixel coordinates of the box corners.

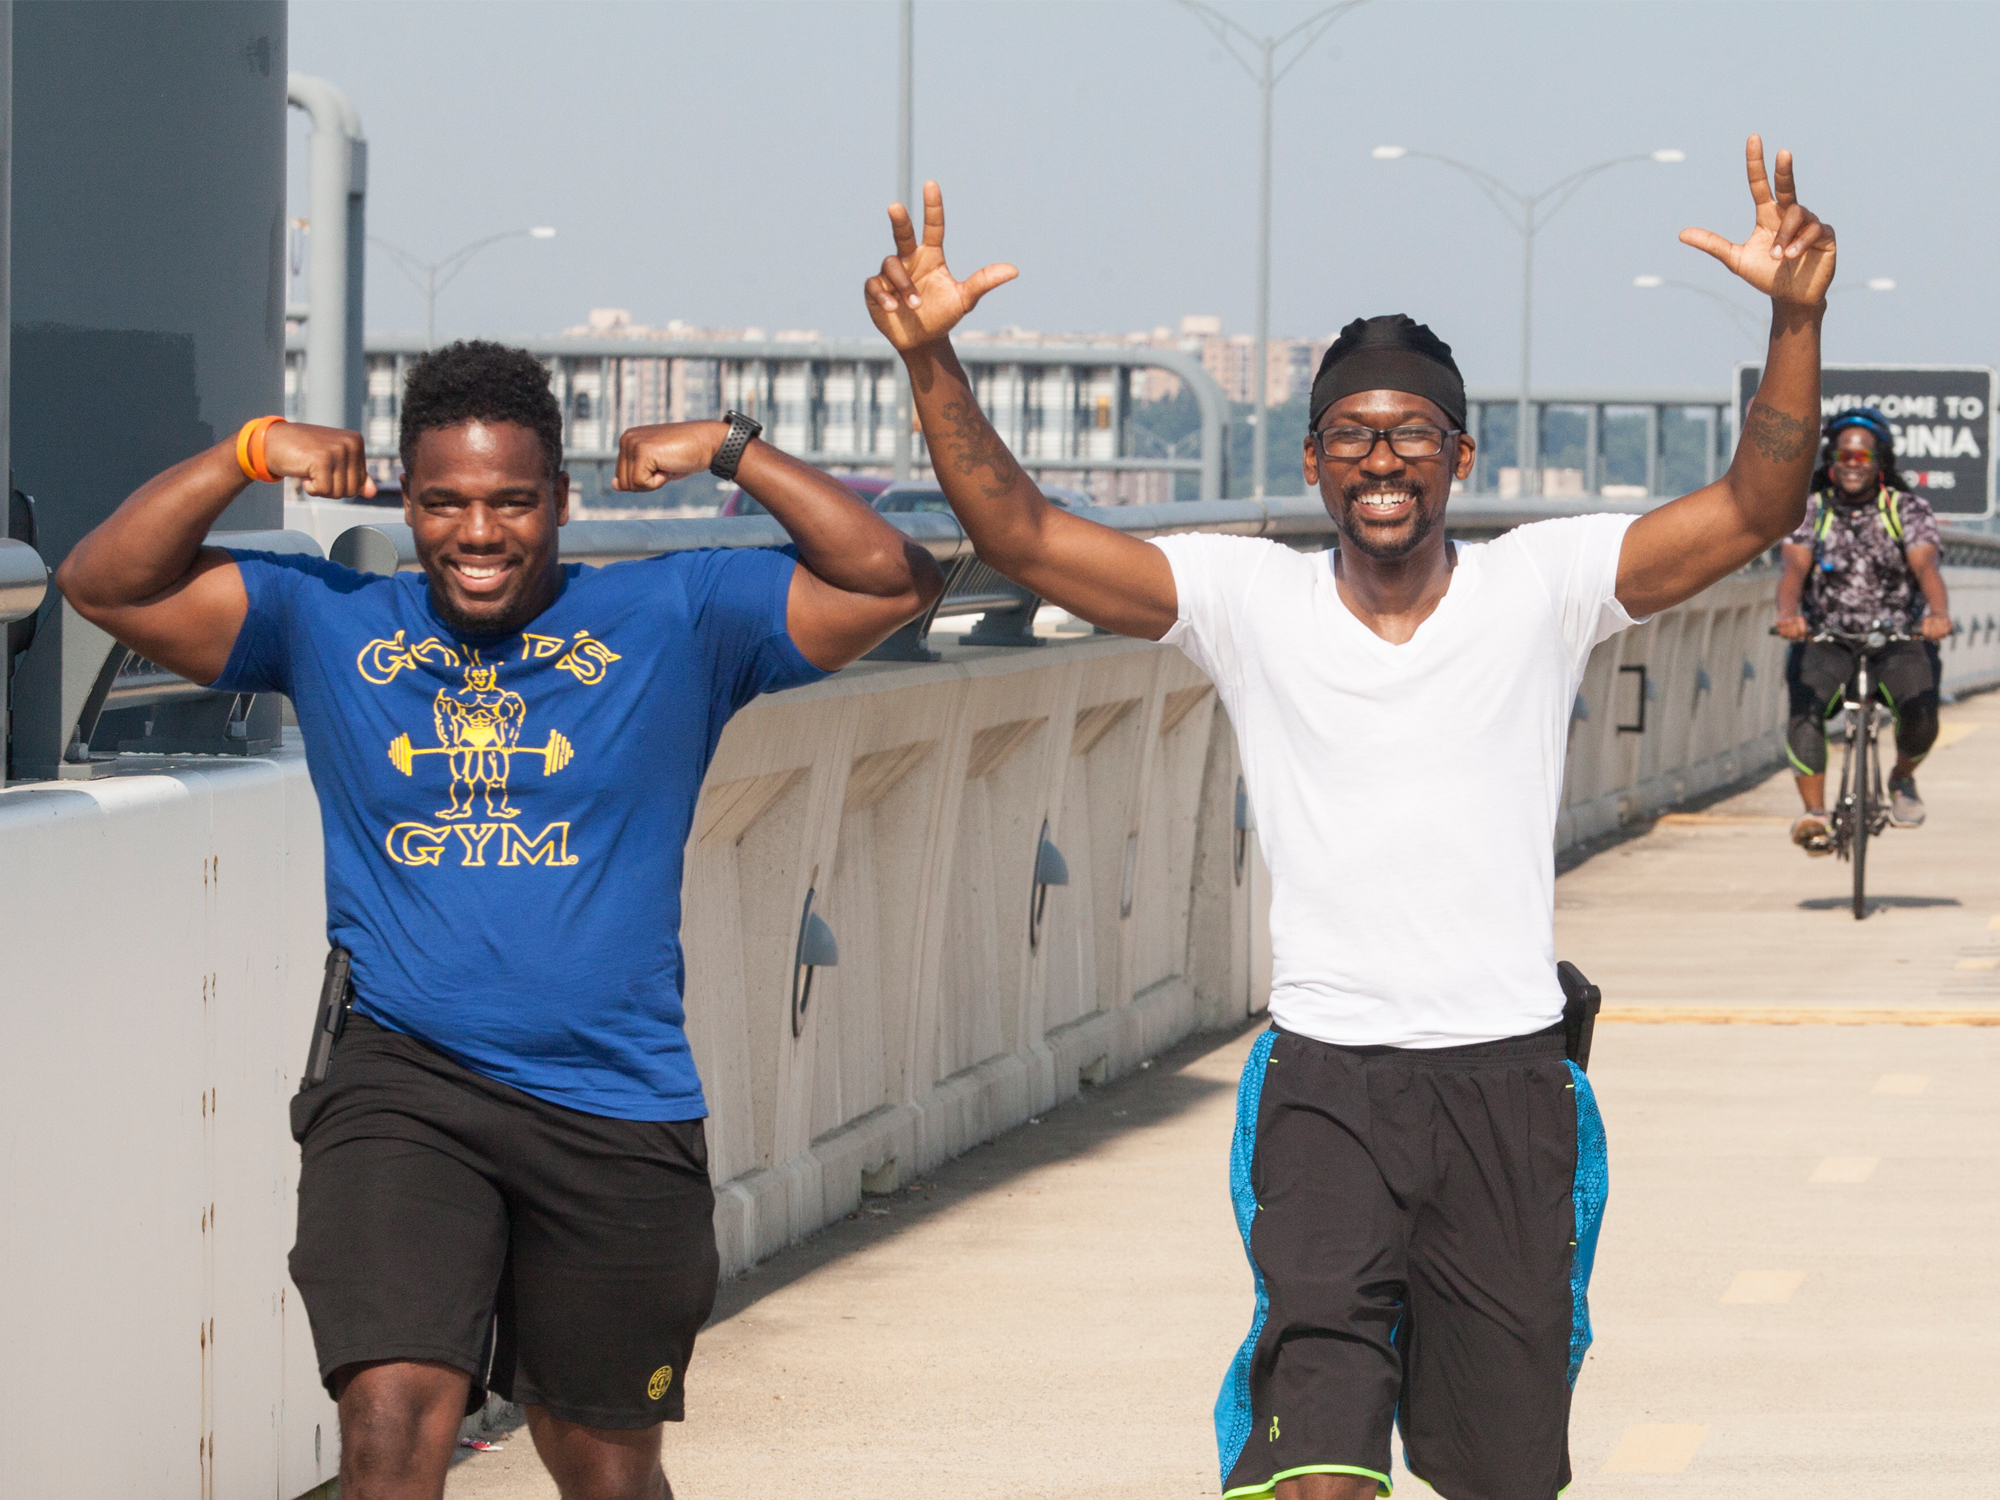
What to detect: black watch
<box><xmin>710</xmin><ymin>410</ymin><xmax>764</xmax><ymax>482</ymax></box>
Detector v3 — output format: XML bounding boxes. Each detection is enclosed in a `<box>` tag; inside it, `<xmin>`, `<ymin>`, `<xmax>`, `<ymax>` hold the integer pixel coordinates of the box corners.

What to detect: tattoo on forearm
<box><xmin>939</xmin><ymin>399</ymin><xmax>1025</xmax><ymax>501</ymax></box>
<box><xmin>1745</xmin><ymin>402</ymin><xmax>1813</xmax><ymax>463</ymax></box>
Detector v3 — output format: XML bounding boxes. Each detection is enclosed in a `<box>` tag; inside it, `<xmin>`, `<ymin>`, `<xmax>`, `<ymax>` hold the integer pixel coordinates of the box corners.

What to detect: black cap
<box><xmin>1309</xmin><ymin>315</ymin><xmax>1467</xmax><ymax>431</ymax></box>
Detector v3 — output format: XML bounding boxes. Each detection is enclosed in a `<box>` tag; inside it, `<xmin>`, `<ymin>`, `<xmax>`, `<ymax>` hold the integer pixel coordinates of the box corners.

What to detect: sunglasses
<box><xmin>1833</xmin><ymin>446</ymin><xmax>1879</xmax><ymax>464</ymax></box>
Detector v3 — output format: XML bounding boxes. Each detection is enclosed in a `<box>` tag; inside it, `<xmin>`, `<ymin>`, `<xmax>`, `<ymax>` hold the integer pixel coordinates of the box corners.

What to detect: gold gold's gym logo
<box><xmin>355</xmin><ymin>630</ymin><xmax>622</xmax><ymax>870</ymax></box>
<box><xmin>647</xmin><ymin>1365</ymin><xmax>673</xmax><ymax>1401</ymax></box>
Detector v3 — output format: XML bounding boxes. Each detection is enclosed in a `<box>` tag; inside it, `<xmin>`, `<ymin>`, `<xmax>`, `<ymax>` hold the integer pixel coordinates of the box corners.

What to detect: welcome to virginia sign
<box><xmin>1734</xmin><ymin>363</ymin><xmax>1997</xmax><ymax>516</ymax></box>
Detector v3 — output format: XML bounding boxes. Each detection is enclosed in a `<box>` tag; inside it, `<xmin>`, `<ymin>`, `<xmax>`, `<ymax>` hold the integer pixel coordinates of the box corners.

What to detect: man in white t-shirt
<box><xmin>863</xmin><ymin>136</ymin><xmax>1834</xmax><ymax>1500</ymax></box>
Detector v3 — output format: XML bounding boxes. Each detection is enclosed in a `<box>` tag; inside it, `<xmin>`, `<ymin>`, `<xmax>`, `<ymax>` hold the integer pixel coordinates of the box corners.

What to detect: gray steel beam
<box><xmin>9</xmin><ymin>1</ymin><xmax>288</xmax><ymax>780</ymax></box>
<box><xmin>288</xmin><ymin>73</ymin><xmax>366</xmax><ymax>431</ymax></box>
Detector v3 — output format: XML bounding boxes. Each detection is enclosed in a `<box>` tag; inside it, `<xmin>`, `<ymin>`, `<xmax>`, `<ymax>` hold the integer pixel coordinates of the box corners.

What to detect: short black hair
<box><xmin>398</xmin><ymin>339</ymin><xmax>564</xmax><ymax>481</ymax></box>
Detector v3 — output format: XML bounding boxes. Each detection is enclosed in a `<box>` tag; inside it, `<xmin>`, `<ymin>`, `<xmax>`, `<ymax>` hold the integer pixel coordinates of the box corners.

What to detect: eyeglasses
<box><xmin>1833</xmin><ymin>447</ymin><xmax>1879</xmax><ymax>464</ymax></box>
<box><xmin>1312</xmin><ymin>424</ymin><xmax>1458</xmax><ymax>461</ymax></box>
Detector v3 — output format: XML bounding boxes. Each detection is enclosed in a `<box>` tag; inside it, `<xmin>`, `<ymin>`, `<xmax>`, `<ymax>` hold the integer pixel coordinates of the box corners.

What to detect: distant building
<box><xmin>561</xmin><ymin>310</ymin><xmax>827</xmax><ymax>426</ymax></box>
<box><xmin>963</xmin><ymin>314</ymin><xmax>1329</xmax><ymax>407</ymax></box>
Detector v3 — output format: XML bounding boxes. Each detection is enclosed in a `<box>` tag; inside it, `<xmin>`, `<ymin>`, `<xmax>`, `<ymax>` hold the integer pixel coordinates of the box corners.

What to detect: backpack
<box><xmin>1812</xmin><ymin>487</ymin><xmax>1905</xmax><ymax>549</ymax></box>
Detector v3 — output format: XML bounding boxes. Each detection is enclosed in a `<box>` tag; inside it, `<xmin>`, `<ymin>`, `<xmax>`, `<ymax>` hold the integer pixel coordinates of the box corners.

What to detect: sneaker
<box><xmin>1791</xmin><ymin>810</ymin><xmax>1833</xmax><ymax>856</ymax></box>
<box><xmin>1888</xmin><ymin>777</ymin><xmax>1926</xmax><ymax>829</ymax></box>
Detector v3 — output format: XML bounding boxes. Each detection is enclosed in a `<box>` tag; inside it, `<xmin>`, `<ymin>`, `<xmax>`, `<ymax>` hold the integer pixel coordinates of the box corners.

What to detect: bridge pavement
<box><xmin>447</xmin><ymin>692</ymin><xmax>2000</xmax><ymax>1498</ymax></box>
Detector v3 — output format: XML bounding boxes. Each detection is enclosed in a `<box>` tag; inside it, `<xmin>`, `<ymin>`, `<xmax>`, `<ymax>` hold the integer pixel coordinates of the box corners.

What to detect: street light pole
<box><xmin>892</xmin><ymin>0</ymin><xmax>915</xmax><ymax>481</ymax></box>
<box><xmin>1372</xmin><ymin>145</ymin><xmax>1682</xmax><ymax>496</ymax></box>
<box><xmin>1255</xmin><ymin>33</ymin><xmax>1272</xmax><ymax>501</ymax></box>
<box><xmin>1632</xmin><ymin>275</ymin><xmax>1764</xmax><ymax>345</ymax></box>
<box><xmin>370</xmin><ymin>226</ymin><xmax>557</xmax><ymax>349</ymax></box>
<box><xmin>1180</xmin><ymin>0</ymin><xmax>1366</xmax><ymax>500</ymax></box>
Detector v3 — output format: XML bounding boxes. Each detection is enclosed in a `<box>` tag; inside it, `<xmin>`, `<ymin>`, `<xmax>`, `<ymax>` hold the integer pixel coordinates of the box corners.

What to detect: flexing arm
<box><xmin>614</xmin><ymin>423</ymin><xmax>942</xmax><ymax>670</ymax></box>
<box><xmin>55</xmin><ymin>422</ymin><xmax>372</xmax><ymax>683</ymax></box>
<box><xmin>1618</xmin><ymin>138</ymin><xmax>1835</xmax><ymax>617</ymax></box>
<box><xmin>865</xmin><ymin>184</ymin><xmax>1179</xmax><ymax>640</ymax></box>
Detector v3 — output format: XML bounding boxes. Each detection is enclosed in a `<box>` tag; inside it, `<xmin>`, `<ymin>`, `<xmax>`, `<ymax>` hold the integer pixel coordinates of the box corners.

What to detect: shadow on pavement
<box><xmin>707</xmin><ymin>1015</ymin><xmax>1262</xmax><ymax>1327</ymax></box>
<box><xmin>1797</xmin><ymin>894</ymin><xmax>1962</xmax><ymax>910</ymax></box>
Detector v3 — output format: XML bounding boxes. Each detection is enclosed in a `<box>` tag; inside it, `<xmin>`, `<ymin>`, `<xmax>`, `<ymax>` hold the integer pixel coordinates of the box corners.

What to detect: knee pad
<box><xmin>1787</xmin><ymin>713</ymin><xmax>1828</xmax><ymax>776</ymax></box>
<box><xmin>1896</xmin><ymin>693</ymin><xmax>1940</xmax><ymax>762</ymax></box>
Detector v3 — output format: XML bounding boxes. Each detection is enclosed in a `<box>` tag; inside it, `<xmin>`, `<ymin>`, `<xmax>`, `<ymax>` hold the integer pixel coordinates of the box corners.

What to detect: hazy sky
<box><xmin>289</xmin><ymin>0</ymin><xmax>2000</xmax><ymax>393</ymax></box>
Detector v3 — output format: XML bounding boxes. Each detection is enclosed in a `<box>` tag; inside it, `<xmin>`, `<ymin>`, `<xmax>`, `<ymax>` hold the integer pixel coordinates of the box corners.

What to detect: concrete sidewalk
<box><xmin>448</xmin><ymin>694</ymin><xmax>2000</xmax><ymax>1499</ymax></box>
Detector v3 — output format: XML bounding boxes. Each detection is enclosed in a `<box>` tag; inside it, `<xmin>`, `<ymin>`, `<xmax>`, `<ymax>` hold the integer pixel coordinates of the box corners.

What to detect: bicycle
<box><xmin>1775</xmin><ymin>621</ymin><xmax>1910</xmax><ymax>920</ymax></box>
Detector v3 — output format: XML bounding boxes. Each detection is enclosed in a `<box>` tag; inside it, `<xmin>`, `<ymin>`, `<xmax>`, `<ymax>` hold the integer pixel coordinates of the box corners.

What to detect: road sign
<box><xmin>1734</xmin><ymin>363</ymin><xmax>1997</xmax><ymax>516</ymax></box>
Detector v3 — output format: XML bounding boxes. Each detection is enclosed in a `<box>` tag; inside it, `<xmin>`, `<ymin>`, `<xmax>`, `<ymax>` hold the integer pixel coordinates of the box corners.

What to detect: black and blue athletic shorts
<box><xmin>287</xmin><ymin>1015</ymin><xmax>720</xmax><ymax>1429</ymax></box>
<box><xmin>1215</xmin><ymin>1020</ymin><xmax>1608</xmax><ymax>1499</ymax></box>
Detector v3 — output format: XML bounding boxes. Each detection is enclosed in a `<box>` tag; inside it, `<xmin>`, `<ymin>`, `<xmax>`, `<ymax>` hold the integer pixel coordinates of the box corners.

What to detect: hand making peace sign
<box><xmin>864</xmin><ymin>181</ymin><xmax>1019</xmax><ymax>350</ymax></box>
<box><xmin>1680</xmin><ymin>134</ymin><xmax>1836</xmax><ymax>306</ymax></box>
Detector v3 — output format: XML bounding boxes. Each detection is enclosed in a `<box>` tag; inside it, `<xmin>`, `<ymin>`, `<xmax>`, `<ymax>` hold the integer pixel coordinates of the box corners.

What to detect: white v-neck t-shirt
<box><xmin>1153</xmin><ymin>514</ymin><xmax>1640</xmax><ymax>1049</ymax></box>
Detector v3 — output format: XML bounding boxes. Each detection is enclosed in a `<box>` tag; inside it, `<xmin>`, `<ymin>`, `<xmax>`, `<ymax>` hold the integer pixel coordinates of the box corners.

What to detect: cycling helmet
<box><xmin>1824</xmin><ymin>406</ymin><xmax>1893</xmax><ymax>445</ymax></box>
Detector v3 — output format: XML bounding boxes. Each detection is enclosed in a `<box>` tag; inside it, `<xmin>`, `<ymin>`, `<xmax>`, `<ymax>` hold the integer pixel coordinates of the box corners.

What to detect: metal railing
<box><xmin>35</xmin><ymin>500</ymin><xmax>2000</xmax><ymax>777</ymax></box>
<box><xmin>285</xmin><ymin>334</ymin><xmax>1232</xmax><ymax>505</ymax></box>
<box><xmin>327</xmin><ymin>496</ymin><xmax>2000</xmax><ymax>662</ymax></box>
<box><xmin>0</xmin><ymin>538</ymin><xmax>47</xmax><ymax>625</ymax></box>
<box><xmin>48</xmin><ymin>530</ymin><xmax>319</xmax><ymax>778</ymax></box>
<box><xmin>1461</xmin><ymin>387</ymin><xmax>1734</xmax><ymax>497</ymax></box>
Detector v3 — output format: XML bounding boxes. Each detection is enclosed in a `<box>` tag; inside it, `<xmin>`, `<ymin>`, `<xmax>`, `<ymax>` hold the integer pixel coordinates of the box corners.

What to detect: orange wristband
<box><xmin>235</xmin><ymin>415</ymin><xmax>286</xmax><ymax>483</ymax></box>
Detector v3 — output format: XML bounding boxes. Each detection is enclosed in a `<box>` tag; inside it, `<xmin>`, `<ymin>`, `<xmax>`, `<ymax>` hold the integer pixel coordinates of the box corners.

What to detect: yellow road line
<box><xmin>1720</xmin><ymin>1269</ymin><xmax>1804</xmax><ymax>1304</ymax></box>
<box><xmin>1601</xmin><ymin>1424</ymin><xmax>1708</xmax><ymax>1474</ymax></box>
<box><xmin>1601</xmin><ymin>1006</ymin><xmax>2000</xmax><ymax>1026</ymax></box>
<box><xmin>1872</xmin><ymin>1073</ymin><xmax>1930</xmax><ymax>1095</ymax></box>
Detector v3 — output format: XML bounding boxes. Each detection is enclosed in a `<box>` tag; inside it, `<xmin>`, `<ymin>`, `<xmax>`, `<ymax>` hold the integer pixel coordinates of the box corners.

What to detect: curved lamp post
<box><xmin>1373</xmin><ymin>145</ymin><xmax>1682</xmax><ymax>495</ymax></box>
<box><xmin>370</xmin><ymin>226</ymin><xmax>557</xmax><ymax>348</ymax></box>
<box><xmin>1179</xmin><ymin>0</ymin><xmax>1369</xmax><ymax>499</ymax></box>
<box><xmin>1632</xmin><ymin>275</ymin><xmax>1763</xmax><ymax>345</ymax></box>
<box><xmin>1634</xmin><ymin>272</ymin><xmax>1894</xmax><ymax>347</ymax></box>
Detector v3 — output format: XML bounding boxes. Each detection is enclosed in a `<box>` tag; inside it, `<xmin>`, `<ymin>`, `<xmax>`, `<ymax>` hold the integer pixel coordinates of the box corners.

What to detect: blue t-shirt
<box><xmin>214</xmin><ymin>548</ymin><xmax>827</xmax><ymax>1120</ymax></box>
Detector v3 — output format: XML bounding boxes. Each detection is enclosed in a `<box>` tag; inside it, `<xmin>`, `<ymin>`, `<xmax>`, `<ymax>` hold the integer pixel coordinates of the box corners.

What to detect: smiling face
<box><xmin>1302</xmin><ymin>390</ymin><xmax>1477</xmax><ymax>563</ymax></box>
<box><xmin>1829</xmin><ymin>426</ymin><xmax>1884</xmax><ymax>501</ymax></box>
<box><xmin>403</xmin><ymin>420</ymin><xmax>570</xmax><ymax>636</ymax></box>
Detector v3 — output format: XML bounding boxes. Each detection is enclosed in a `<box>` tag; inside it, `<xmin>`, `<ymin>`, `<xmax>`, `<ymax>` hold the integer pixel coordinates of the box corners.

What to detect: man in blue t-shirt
<box><xmin>57</xmin><ymin>341</ymin><xmax>942</xmax><ymax>1500</ymax></box>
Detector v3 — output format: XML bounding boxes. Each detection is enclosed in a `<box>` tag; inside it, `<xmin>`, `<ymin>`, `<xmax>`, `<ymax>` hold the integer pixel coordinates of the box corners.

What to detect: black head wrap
<box><xmin>1308</xmin><ymin>315</ymin><xmax>1466</xmax><ymax>432</ymax></box>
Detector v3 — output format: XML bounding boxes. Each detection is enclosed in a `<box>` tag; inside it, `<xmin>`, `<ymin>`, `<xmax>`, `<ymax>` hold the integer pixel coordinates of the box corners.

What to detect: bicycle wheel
<box><xmin>1850</xmin><ymin>708</ymin><xmax>1870</xmax><ymax>920</ymax></box>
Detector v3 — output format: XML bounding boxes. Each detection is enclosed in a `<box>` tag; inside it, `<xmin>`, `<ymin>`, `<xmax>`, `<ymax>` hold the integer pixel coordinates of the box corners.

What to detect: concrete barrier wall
<box><xmin>0</xmin><ymin>761</ymin><xmax>337</xmax><ymax>1499</ymax></box>
<box><xmin>672</xmin><ymin>635</ymin><xmax>1268</xmax><ymax>1269</ymax></box>
<box><xmin>0</xmin><ymin>631</ymin><xmax>1268</xmax><ymax>1498</ymax></box>
<box><xmin>1558</xmin><ymin>563</ymin><xmax>2000</xmax><ymax>848</ymax></box>
<box><xmin>6</xmin><ymin>554</ymin><xmax>1995</xmax><ymax>1496</ymax></box>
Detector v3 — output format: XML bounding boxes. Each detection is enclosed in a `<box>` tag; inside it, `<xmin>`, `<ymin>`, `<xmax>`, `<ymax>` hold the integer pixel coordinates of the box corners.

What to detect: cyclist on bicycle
<box><xmin>1775</xmin><ymin>406</ymin><xmax>1952</xmax><ymax>853</ymax></box>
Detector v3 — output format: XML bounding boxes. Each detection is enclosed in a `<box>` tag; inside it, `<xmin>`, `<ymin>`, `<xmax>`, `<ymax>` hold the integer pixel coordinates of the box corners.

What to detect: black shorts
<box><xmin>288</xmin><ymin>1016</ymin><xmax>720</xmax><ymax>1428</ymax></box>
<box><xmin>1786</xmin><ymin>637</ymin><xmax>1938</xmax><ymax>719</ymax></box>
<box><xmin>1216</xmin><ymin>1023</ymin><xmax>1608</xmax><ymax>1500</ymax></box>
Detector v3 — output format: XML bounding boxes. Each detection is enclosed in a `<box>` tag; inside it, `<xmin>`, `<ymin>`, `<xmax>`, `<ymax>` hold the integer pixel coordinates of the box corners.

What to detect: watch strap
<box><xmin>710</xmin><ymin>410</ymin><xmax>764</xmax><ymax>482</ymax></box>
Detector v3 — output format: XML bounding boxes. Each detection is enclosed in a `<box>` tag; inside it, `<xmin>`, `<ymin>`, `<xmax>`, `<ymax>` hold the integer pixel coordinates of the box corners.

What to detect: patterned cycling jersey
<box><xmin>1787</xmin><ymin>487</ymin><xmax>1941</xmax><ymax>634</ymax></box>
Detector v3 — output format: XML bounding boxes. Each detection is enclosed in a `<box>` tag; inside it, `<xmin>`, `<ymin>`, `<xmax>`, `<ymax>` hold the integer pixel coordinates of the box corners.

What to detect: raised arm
<box><xmin>56</xmin><ymin>422</ymin><xmax>372</xmax><ymax>683</ymax></box>
<box><xmin>1617</xmin><ymin>137</ymin><xmax>1835</xmax><ymax>617</ymax></box>
<box><xmin>864</xmin><ymin>183</ymin><xmax>1180</xmax><ymax>641</ymax></box>
<box><xmin>614</xmin><ymin>423</ymin><xmax>943</xmax><ymax>670</ymax></box>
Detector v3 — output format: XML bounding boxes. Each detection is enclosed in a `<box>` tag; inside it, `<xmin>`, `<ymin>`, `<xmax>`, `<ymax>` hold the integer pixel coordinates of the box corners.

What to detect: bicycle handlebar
<box><xmin>1767</xmin><ymin>623</ymin><xmax>1926</xmax><ymax>646</ymax></box>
